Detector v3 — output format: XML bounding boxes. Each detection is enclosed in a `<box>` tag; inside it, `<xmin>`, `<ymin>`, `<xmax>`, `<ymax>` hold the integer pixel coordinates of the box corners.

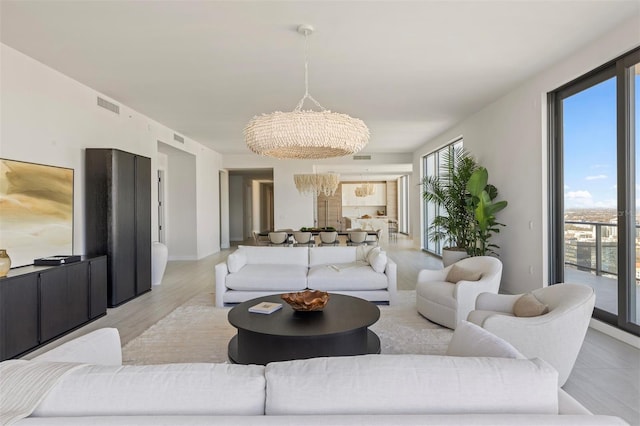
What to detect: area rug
<box><xmin>122</xmin><ymin>291</ymin><xmax>453</xmax><ymax>365</ymax></box>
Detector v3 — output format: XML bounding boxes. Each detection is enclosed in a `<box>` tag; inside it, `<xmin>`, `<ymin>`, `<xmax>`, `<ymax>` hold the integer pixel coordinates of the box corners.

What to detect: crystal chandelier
<box><xmin>355</xmin><ymin>182</ymin><xmax>375</xmax><ymax>197</ymax></box>
<box><xmin>244</xmin><ymin>24</ymin><xmax>369</xmax><ymax>159</ymax></box>
<box><xmin>294</xmin><ymin>173</ymin><xmax>340</xmax><ymax>197</ymax></box>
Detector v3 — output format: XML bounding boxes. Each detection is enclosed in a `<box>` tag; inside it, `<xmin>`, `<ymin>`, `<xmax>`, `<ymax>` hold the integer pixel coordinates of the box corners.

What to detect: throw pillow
<box><xmin>446</xmin><ymin>320</ymin><xmax>525</xmax><ymax>359</ymax></box>
<box><xmin>356</xmin><ymin>245</ymin><xmax>375</xmax><ymax>264</ymax></box>
<box><xmin>368</xmin><ymin>248</ymin><xmax>387</xmax><ymax>273</ymax></box>
<box><xmin>513</xmin><ymin>293</ymin><xmax>549</xmax><ymax>317</ymax></box>
<box><xmin>366</xmin><ymin>247</ymin><xmax>381</xmax><ymax>266</ymax></box>
<box><xmin>446</xmin><ymin>264</ymin><xmax>482</xmax><ymax>283</ymax></box>
<box><xmin>227</xmin><ymin>250</ymin><xmax>247</xmax><ymax>273</ymax></box>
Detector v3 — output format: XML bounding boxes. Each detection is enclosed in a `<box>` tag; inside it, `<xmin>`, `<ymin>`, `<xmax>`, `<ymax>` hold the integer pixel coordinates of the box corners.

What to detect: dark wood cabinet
<box><xmin>89</xmin><ymin>257</ymin><xmax>107</xmax><ymax>319</ymax></box>
<box><xmin>0</xmin><ymin>256</ymin><xmax>106</xmax><ymax>361</ymax></box>
<box><xmin>86</xmin><ymin>149</ymin><xmax>151</xmax><ymax>307</ymax></box>
<box><xmin>0</xmin><ymin>274</ymin><xmax>39</xmax><ymax>361</ymax></box>
<box><xmin>40</xmin><ymin>267</ymin><xmax>72</xmax><ymax>342</ymax></box>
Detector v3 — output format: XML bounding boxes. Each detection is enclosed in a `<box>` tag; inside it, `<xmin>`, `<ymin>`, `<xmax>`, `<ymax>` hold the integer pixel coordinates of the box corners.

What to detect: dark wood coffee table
<box><xmin>227</xmin><ymin>293</ymin><xmax>380</xmax><ymax>365</ymax></box>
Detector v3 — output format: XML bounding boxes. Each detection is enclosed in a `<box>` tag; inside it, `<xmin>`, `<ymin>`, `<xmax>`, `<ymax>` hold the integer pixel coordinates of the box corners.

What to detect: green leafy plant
<box><xmin>421</xmin><ymin>147</ymin><xmax>479</xmax><ymax>253</ymax></box>
<box><xmin>466</xmin><ymin>167</ymin><xmax>508</xmax><ymax>256</ymax></box>
<box><xmin>422</xmin><ymin>147</ymin><xmax>508</xmax><ymax>257</ymax></box>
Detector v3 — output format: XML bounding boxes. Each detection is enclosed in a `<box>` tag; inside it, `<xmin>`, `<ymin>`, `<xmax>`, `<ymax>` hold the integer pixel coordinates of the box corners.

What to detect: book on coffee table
<box><xmin>248</xmin><ymin>302</ymin><xmax>283</xmax><ymax>314</ymax></box>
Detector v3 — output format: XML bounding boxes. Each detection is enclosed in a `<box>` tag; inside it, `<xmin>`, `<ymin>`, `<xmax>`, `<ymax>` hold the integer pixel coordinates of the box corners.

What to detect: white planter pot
<box><xmin>152</xmin><ymin>242</ymin><xmax>168</xmax><ymax>286</ymax></box>
<box><xmin>442</xmin><ymin>248</ymin><xmax>469</xmax><ymax>267</ymax></box>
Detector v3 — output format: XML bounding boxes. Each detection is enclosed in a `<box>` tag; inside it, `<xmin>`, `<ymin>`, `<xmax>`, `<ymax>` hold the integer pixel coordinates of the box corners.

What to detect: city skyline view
<box><xmin>563</xmin><ymin>74</ymin><xmax>640</xmax><ymax>211</ymax></box>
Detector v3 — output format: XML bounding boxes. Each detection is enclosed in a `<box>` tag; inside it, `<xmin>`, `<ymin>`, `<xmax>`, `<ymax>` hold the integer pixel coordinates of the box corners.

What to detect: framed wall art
<box><xmin>0</xmin><ymin>158</ymin><xmax>74</xmax><ymax>268</ymax></box>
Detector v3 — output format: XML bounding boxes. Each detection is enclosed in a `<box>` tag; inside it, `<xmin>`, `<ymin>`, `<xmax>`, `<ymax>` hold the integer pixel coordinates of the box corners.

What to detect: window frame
<box><xmin>548</xmin><ymin>46</ymin><xmax>640</xmax><ymax>336</ymax></box>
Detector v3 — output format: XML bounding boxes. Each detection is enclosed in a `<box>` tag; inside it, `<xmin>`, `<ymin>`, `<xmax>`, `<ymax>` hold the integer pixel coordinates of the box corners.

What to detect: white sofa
<box><xmin>3</xmin><ymin>328</ymin><xmax>627</xmax><ymax>425</ymax></box>
<box><xmin>215</xmin><ymin>245</ymin><xmax>397</xmax><ymax>307</ymax></box>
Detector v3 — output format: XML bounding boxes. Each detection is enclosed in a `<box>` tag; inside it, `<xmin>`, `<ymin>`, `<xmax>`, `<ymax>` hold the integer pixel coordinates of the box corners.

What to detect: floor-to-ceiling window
<box><xmin>422</xmin><ymin>139</ymin><xmax>463</xmax><ymax>256</ymax></box>
<box><xmin>550</xmin><ymin>47</ymin><xmax>639</xmax><ymax>336</ymax></box>
<box><xmin>398</xmin><ymin>175</ymin><xmax>410</xmax><ymax>234</ymax></box>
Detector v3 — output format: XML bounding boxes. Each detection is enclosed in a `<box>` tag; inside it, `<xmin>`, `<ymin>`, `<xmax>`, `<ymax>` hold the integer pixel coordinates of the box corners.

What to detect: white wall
<box><xmin>1</xmin><ymin>44</ymin><xmax>222</xmax><ymax>260</ymax></box>
<box><xmin>411</xmin><ymin>16</ymin><xmax>640</xmax><ymax>295</ymax></box>
<box><xmin>219</xmin><ymin>170</ymin><xmax>230</xmax><ymax>249</ymax></box>
<box><xmin>196</xmin><ymin>145</ymin><xmax>222</xmax><ymax>258</ymax></box>
<box><xmin>158</xmin><ymin>143</ymin><xmax>197</xmax><ymax>260</ymax></box>
<box><xmin>223</xmin><ymin>155</ymin><xmax>316</xmax><ymax>231</ymax></box>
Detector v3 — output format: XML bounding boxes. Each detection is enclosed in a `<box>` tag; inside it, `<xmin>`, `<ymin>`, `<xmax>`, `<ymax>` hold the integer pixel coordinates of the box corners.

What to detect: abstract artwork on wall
<box><xmin>0</xmin><ymin>159</ymin><xmax>74</xmax><ymax>268</ymax></box>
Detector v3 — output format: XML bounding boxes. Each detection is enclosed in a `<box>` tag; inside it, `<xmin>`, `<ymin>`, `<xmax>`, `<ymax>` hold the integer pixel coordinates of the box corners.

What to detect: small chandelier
<box><xmin>294</xmin><ymin>173</ymin><xmax>340</xmax><ymax>197</ymax></box>
<box><xmin>355</xmin><ymin>182</ymin><xmax>375</xmax><ymax>197</ymax></box>
<box><xmin>244</xmin><ymin>24</ymin><xmax>369</xmax><ymax>159</ymax></box>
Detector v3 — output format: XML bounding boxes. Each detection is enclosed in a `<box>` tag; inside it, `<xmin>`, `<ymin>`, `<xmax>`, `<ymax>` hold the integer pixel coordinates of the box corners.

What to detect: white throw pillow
<box><xmin>227</xmin><ymin>249</ymin><xmax>247</xmax><ymax>273</ymax></box>
<box><xmin>367</xmin><ymin>248</ymin><xmax>387</xmax><ymax>274</ymax></box>
<box><xmin>366</xmin><ymin>247</ymin><xmax>380</xmax><ymax>265</ymax></box>
<box><xmin>446</xmin><ymin>320</ymin><xmax>525</xmax><ymax>359</ymax></box>
<box><xmin>356</xmin><ymin>245</ymin><xmax>375</xmax><ymax>264</ymax></box>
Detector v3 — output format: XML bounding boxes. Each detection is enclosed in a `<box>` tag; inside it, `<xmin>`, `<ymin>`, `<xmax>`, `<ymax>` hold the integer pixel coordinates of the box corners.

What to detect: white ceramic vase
<box><xmin>0</xmin><ymin>249</ymin><xmax>11</xmax><ymax>277</ymax></box>
<box><xmin>151</xmin><ymin>242</ymin><xmax>168</xmax><ymax>285</ymax></box>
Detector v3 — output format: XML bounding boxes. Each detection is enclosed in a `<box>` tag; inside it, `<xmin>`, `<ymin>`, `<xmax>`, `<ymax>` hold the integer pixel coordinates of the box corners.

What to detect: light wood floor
<box><xmin>24</xmin><ymin>235</ymin><xmax>640</xmax><ymax>425</ymax></box>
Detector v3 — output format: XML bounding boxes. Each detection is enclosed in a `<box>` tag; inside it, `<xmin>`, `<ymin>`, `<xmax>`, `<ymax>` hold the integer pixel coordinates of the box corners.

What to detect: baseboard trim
<box><xmin>167</xmin><ymin>256</ymin><xmax>198</xmax><ymax>261</ymax></box>
<box><xmin>589</xmin><ymin>318</ymin><xmax>640</xmax><ymax>349</ymax></box>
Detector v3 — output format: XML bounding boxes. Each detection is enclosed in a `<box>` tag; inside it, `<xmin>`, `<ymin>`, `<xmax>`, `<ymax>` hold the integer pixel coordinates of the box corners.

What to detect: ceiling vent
<box><xmin>96</xmin><ymin>96</ymin><xmax>119</xmax><ymax>114</ymax></box>
<box><xmin>173</xmin><ymin>133</ymin><xmax>185</xmax><ymax>144</ymax></box>
<box><xmin>353</xmin><ymin>155</ymin><xmax>372</xmax><ymax>160</ymax></box>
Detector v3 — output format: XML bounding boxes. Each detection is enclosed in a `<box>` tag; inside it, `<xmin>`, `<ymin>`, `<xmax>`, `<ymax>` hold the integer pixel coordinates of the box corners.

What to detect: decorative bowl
<box><xmin>281</xmin><ymin>290</ymin><xmax>330</xmax><ymax>311</ymax></box>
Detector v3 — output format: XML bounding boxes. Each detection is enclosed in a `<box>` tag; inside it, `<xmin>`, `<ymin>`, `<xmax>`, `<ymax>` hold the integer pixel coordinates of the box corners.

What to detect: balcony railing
<box><xmin>564</xmin><ymin>220</ymin><xmax>622</xmax><ymax>277</ymax></box>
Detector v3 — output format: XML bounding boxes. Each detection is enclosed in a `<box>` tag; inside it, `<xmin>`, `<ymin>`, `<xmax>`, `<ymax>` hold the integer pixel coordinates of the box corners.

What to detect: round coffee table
<box><xmin>227</xmin><ymin>293</ymin><xmax>380</xmax><ymax>365</ymax></box>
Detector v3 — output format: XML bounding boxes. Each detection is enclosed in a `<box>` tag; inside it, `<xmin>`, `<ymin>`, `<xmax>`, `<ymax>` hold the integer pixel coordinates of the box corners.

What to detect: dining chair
<box><xmin>292</xmin><ymin>231</ymin><xmax>314</xmax><ymax>246</ymax></box>
<box><xmin>268</xmin><ymin>231</ymin><xmax>290</xmax><ymax>246</ymax></box>
<box><xmin>347</xmin><ymin>230</ymin><xmax>368</xmax><ymax>246</ymax></box>
<box><xmin>318</xmin><ymin>231</ymin><xmax>339</xmax><ymax>246</ymax></box>
<box><xmin>252</xmin><ymin>231</ymin><xmax>270</xmax><ymax>246</ymax></box>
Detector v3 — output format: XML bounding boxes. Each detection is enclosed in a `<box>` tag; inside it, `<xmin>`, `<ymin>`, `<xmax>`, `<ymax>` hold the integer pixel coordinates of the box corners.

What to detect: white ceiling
<box><xmin>1</xmin><ymin>0</ymin><xmax>638</xmax><ymax>159</ymax></box>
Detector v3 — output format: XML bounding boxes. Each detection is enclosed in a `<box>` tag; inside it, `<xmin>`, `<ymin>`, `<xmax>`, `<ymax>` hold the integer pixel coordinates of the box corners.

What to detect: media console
<box><xmin>0</xmin><ymin>255</ymin><xmax>107</xmax><ymax>361</ymax></box>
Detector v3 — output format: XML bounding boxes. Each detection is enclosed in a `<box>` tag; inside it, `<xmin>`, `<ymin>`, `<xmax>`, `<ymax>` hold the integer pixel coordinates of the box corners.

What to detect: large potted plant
<box><xmin>421</xmin><ymin>147</ymin><xmax>478</xmax><ymax>266</ymax></box>
<box><xmin>467</xmin><ymin>167</ymin><xmax>508</xmax><ymax>256</ymax></box>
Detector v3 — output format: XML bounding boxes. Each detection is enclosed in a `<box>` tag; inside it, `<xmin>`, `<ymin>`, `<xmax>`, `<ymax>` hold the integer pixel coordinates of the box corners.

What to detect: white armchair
<box><xmin>416</xmin><ymin>256</ymin><xmax>503</xmax><ymax>329</ymax></box>
<box><xmin>467</xmin><ymin>283</ymin><xmax>595</xmax><ymax>387</ymax></box>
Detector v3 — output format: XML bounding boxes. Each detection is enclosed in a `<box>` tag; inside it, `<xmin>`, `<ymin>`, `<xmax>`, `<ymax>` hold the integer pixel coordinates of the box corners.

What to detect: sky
<box><xmin>563</xmin><ymin>74</ymin><xmax>639</xmax><ymax>210</ymax></box>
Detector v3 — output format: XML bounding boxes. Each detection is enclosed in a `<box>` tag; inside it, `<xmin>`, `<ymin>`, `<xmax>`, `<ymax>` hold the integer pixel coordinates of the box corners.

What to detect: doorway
<box><xmin>157</xmin><ymin>169</ymin><xmax>165</xmax><ymax>244</ymax></box>
<box><xmin>228</xmin><ymin>169</ymin><xmax>274</xmax><ymax>243</ymax></box>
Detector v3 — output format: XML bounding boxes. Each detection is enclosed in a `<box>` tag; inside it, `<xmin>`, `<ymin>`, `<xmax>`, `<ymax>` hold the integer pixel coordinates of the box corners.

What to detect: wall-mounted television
<box><xmin>0</xmin><ymin>159</ymin><xmax>74</xmax><ymax>268</ymax></box>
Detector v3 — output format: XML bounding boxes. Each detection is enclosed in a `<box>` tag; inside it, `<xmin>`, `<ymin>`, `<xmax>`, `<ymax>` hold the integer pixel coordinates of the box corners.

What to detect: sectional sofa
<box><xmin>2</xmin><ymin>327</ymin><xmax>627</xmax><ymax>425</ymax></box>
<box><xmin>215</xmin><ymin>245</ymin><xmax>397</xmax><ymax>307</ymax></box>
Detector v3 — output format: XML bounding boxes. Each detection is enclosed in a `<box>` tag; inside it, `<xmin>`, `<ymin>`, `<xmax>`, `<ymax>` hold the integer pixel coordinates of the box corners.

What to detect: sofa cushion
<box><xmin>307</xmin><ymin>264</ymin><xmax>388</xmax><ymax>291</ymax></box>
<box><xmin>226</xmin><ymin>265</ymin><xmax>308</xmax><ymax>291</ymax></box>
<box><xmin>446</xmin><ymin>264</ymin><xmax>482</xmax><ymax>283</ymax></box>
<box><xmin>33</xmin><ymin>363</ymin><xmax>266</xmax><ymax>417</ymax></box>
<box><xmin>356</xmin><ymin>245</ymin><xmax>376</xmax><ymax>264</ymax></box>
<box><xmin>227</xmin><ymin>250</ymin><xmax>247</xmax><ymax>273</ymax></box>
<box><xmin>368</xmin><ymin>248</ymin><xmax>387</xmax><ymax>273</ymax></box>
<box><xmin>514</xmin><ymin>293</ymin><xmax>549</xmax><ymax>317</ymax></box>
<box><xmin>309</xmin><ymin>247</ymin><xmax>357</xmax><ymax>267</ymax></box>
<box><xmin>240</xmin><ymin>246</ymin><xmax>309</xmax><ymax>266</ymax></box>
<box><xmin>446</xmin><ymin>321</ymin><xmax>525</xmax><ymax>359</ymax></box>
<box><xmin>265</xmin><ymin>354</ymin><xmax>558</xmax><ymax>415</ymax></box>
